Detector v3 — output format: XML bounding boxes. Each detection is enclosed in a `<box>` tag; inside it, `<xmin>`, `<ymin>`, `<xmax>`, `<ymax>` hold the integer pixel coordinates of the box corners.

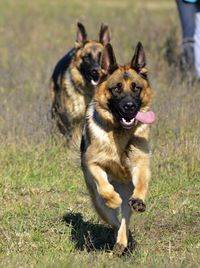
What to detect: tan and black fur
<box><xmin>81</xmin><ymin>43</ymin><xmax>153</xmax><ymax>254</ymax></box>
<box><xmin>49</xmin><ymin>22</ymin><xmax>110</xmax><ymax>141</ymax></box>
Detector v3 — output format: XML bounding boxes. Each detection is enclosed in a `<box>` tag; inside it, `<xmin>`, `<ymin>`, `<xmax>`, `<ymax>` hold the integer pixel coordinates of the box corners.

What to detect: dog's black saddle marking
<box><xmin>52</xmin><ymin>47</ymin><xmax>76</xmax><ymax>89</ymax></box>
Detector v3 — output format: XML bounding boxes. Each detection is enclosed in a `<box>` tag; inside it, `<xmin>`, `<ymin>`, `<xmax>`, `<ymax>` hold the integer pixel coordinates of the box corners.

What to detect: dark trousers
<box><xmin>176</xmin><ymin>0</ymin><xmax>200</xmax><ymax>40</ymax></box>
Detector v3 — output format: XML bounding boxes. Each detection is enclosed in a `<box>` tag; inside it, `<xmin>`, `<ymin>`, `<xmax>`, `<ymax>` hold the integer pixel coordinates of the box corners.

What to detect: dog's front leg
<box><xmin>88</xmin><ymin>164</ymin><xmax>122</xmax><ymax>209</ymax></box>
<box><xmin>129</xmin><ymin>160</ymin><xmax>150</xmax><ymax>212</ymax></box>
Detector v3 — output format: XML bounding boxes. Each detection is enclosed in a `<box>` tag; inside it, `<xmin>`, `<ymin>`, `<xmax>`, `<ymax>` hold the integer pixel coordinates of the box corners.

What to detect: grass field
<box><xmin>0</xmin><ymin>0</ymin><xmax>200</xmax><ymax>267</ymax></box>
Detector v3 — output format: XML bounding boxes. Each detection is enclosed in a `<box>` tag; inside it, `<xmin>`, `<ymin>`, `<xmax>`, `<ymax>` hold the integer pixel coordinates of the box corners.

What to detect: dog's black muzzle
<box><xmin>109</xmin><ymin>95</ymin><xmax>141</xmax><ymax>129</ymax></box>
<box><xmin>80</xmin><ymin>61</ymin><xmax>101</xmax><ymax>86</ymax></box>
<box><xmin>118</xmin><ymin>96</ymin><xmax>140</xmax><ymax>119</ymax></box>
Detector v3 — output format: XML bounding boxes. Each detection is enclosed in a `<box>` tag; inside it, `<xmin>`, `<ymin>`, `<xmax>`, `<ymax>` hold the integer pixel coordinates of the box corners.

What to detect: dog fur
<box><xmin>81</xmin><ymin>42</ymin><xmax>153</xmax><ymax>254</ymax></box>
<box><xmin>49</xmin><ymin>22</ymin><xmax>110</xmax><ymax>140</ymax></box>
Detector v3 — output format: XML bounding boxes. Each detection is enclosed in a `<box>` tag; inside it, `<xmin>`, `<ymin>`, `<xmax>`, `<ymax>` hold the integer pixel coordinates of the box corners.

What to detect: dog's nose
<box><xmin>91</xmin><ymin>69</ymin><xmax>99</xmax><ymax>76</ymax></box>
<box><xmin>123</xmin><ymin>102</ymin><xmax>135</xmax><ymax>111</ymax></box>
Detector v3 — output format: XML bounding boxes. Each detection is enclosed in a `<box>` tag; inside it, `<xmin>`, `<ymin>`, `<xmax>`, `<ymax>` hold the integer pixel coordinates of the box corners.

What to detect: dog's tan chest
<box><xmin>106</xmin><ymin>143</ymin><xmax>132</xmax><ymax>183</ymax></box>
<box><xmin>90</xmin><ymin>133</ymin><xmax>133</xmax><ymax>183</ymax></box>
<box><xmin>107</xmin><ymin>161</ymin><xmax>132</xmax><ymax>183</ymax></box>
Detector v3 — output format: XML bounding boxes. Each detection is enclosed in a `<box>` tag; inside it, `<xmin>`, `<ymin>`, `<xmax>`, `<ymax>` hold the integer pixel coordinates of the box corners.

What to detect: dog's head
<box><xmin>95</xmin><ymin>43</ymin><xmax>154</xmax><ymax>129</ymax></box>
<box><xmin>73</xmin><ymin>22</ymin><xmax>110</xmax><ymax>86</ymax></box>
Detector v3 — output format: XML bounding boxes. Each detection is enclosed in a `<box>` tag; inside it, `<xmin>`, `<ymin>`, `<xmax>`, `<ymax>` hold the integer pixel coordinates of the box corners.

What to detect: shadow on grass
<box><xmin>63</xmin><ymin>212</ymin><xmax>116</xmax><ymax>252</ymax></box>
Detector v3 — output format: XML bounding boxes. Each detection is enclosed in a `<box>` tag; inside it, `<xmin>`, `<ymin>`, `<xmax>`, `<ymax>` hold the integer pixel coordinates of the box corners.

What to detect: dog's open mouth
<box><xmin>91</xmin><ymin>79</ymin><xmax>99</xmax><ymax>86</ymax></box>
<box><xmin>90</xmin><ymin>73</ymin><xmax>100</xmax><ymax>86</ymax></box>
<box><xmin>120</xmin><ymin>117</ymin><xmax>135</xmax><ymax>129</ymax></box>
<box><xmin>120</xmin><ymin>111</ymin><xmax>156</xmax><ymax>129</ymax></box>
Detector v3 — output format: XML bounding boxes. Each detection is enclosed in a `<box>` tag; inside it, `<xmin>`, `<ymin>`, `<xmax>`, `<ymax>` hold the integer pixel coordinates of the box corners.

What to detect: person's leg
<box><xmin>176</xmin><ymin>0</ymin><xmax>197</xmax><ymax>74</ymax></box>
<box><xmin>194</xmin><ymin>3</ymin><xmax>200</xmax><ymax>79</ymax></box>
<box><xmin>176</xmin><ymin>0</ymin><xmax>196</xmax><ymax>39</ymax></box>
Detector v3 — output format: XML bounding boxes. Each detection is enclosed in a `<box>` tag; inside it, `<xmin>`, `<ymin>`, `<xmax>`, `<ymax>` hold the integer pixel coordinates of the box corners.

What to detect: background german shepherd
<box><xmin>49</xmin><ymin>22</ymin><xmax>110</xmax><ymax>140</ymax></box>
<box><xmin>81</xmin><ymin>43</ymin><xmax>155</xmax><ymax>254</ymax></box>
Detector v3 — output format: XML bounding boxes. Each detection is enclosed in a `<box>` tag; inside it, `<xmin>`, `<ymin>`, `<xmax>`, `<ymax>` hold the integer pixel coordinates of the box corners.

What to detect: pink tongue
<box><xmin>135</xmin><ymin>111</ymin><xmax>156</xmax><ymax>124</ymax></box>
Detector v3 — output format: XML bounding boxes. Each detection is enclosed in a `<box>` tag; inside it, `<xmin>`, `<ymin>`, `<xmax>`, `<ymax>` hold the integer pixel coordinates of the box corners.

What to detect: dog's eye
<box><xmin>131</xmin><ymin>82</ymin><xmax>141</xmax><ymax>94</ymax></box>
<box><xmin>112</xmin><ymin>83</ymin><xmax>122</xmax><ymax>94</ymax></box>
<box><xmin>84</xmin><ymin>54</ymin><xmax>91</xmax><ymax>62</ymax></box>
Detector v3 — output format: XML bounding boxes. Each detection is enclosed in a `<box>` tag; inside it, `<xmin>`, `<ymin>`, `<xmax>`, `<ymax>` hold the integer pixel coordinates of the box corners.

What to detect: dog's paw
<box><xmin>105</xmin><ymin>191</ymin><xmax>122</xmax><ymax>209</ymax></box>
<box><xmin>128</xmin><ymin>197</ymin><xmax>146</xmax><ymax>212</ymax></box>
<box><xmin>113</xmin><ymin>243</ymin><xmax>126</xmax><ymax>256</ymax></box>
<box><xmin>100</xmin><ymin>186</ymin><xmax>122</xmax><ymax>209</ymax></box>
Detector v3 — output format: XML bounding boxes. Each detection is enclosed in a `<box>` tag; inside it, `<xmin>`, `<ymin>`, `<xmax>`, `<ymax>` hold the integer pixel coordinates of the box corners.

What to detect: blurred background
<box><xmin>0</xmin><ymin>0</ymin><xmax>200</xmax><ymax>267</ymax></box>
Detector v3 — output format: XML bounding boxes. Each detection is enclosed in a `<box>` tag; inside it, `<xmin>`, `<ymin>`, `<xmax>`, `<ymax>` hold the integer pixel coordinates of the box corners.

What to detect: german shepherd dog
<box><xmin>49</xmin><ymin>22</ymin><xmax>110</xmax><ymax>140</ymax></box>
<box><xmin>81</xmin><ymin>43</ymin><xmax>155</xmax><ymax>254</ymax></box>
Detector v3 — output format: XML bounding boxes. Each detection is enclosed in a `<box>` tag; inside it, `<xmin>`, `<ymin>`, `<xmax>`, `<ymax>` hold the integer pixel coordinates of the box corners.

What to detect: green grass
<box><xmin>0</xmin><ymin>0</ymin><xmax>200</xmax><ymax>267</ymax></box>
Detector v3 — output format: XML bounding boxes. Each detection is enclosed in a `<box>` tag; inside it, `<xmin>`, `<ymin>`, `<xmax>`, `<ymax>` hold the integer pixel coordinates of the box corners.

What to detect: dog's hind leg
<box><xmin>85</xmin><ymin>179</ymin><xmax>120</xmax><ymax>231</ymax></box>
<box><xmin>93</xmin><ymin>193</ymin><xmax>120</xmax><ymax>231</ymax></box>
<box><xmin>112</xmin><ymin>182</ymin><xmax>133</xmax><ymax>254</ymax></box>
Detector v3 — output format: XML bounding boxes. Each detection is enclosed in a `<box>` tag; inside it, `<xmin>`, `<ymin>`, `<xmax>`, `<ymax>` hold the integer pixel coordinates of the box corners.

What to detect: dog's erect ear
<box><xmin>101</xmin><ymin>43</ymin><xmax>117</xmax><ymax>74</ymax></box>
<box><xmin>99</xmin><ymin>23</ymin><xmax>111</xmax><ymax>45</ymax></box>
<box><xmin>76</xmin><ymin>22</ymin><xmax>87</xmax><ymax>47</ymax></box>
<box><xmin>131</xmin><ymin>42</ymin><xmax>147</xmax><ymax>75</ymax></box>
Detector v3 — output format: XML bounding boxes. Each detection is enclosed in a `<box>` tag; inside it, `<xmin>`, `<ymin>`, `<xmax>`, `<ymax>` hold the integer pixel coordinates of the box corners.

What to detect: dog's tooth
<box><xmin>122</xmin><ymin>117</ymin><xmax>135</xmax><ymax>126</ymax></box>
<box><xmin>91</xmin><ymin>80</ymin><xmax>98</xmax><ymax>86</ymax></box>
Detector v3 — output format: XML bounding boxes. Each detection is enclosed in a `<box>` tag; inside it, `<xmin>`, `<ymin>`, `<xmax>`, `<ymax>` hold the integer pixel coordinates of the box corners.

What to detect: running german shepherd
<box><xmin>81</xmin><ymin>43</ymin><xmax>156</xmax><ymax>254</ymax></box>
<box><xmin>49</xmin><ymin>22</ymin><xmax>110</xmax><ymax>140</ymax></box>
